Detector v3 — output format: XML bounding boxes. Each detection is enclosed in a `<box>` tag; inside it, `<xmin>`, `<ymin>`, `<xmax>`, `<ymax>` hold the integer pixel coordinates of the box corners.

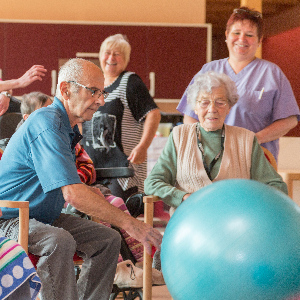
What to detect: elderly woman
<box><xmin>177</xmin><ymin>6</ymin><xmax>300</xmax><ymax>162</ymax></box>
<box><xmin>82</xmin><ymin>34</ymin><xmax>161</xmax><ymax>200</ymax></box>
<box><xmin>144</xmin><ymin>71</ymin><xmax>288</xmax><ymax>208</ymax></box>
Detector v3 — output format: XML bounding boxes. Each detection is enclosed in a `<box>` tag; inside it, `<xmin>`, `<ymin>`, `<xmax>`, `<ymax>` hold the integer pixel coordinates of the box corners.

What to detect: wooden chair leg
<box><xmin>143</xmin><ymin>195</ymin><xmax>159</xmax><ymax>300</ymax></box>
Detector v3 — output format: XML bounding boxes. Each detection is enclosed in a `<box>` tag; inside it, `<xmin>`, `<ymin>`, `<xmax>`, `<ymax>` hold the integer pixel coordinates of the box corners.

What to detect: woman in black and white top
<box><xmin>82</xmin><ymin>34</ymin><xmax>161</xmax><ymax>199</ymax></box>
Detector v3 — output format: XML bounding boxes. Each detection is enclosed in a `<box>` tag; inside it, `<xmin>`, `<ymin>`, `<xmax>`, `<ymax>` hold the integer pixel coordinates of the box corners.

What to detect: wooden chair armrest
<box><xmin>0</xmin><ymin>200</ymin><xmax>29</xmax><ymax>253</ymax></box>
<box><xmin>142</xmin><ymin>195</ymin><xmax>160</xmax><ymax>300</ymax></box>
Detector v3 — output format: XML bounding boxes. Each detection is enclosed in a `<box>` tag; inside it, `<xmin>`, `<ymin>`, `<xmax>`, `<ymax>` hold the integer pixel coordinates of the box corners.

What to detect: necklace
<box><xmin>196</xmin><ymin>124</ymin><xmax>225</xmax><ymax>180</ymax></box>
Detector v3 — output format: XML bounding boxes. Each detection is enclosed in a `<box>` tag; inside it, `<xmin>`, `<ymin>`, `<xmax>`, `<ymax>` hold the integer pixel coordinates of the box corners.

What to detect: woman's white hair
<box><xmin>99</xmin><ymin>34</ymin><xmax>131</xmax><ymax>68</ymax></box>
<box><xmin>187</xmin><ymin>71</ymin><xmax>239</xmax><ymax>109</ymax></box>
<box><xmin>55</xmin><ymin>58</ymin><xmax>87</xmax><ymax>98</ymax></box>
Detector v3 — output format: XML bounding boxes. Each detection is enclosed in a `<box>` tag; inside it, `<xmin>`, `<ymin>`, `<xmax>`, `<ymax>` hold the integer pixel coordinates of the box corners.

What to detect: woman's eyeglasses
<box><xmin>197</xmin><ymin>99</ymin><xmax>228</xmax><ymax>108</ymax></box>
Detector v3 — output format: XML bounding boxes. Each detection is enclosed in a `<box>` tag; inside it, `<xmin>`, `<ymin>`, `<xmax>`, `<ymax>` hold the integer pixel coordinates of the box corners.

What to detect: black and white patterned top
<box><xmin>82</xmin><ymin>71</ymin><xmax>158</xmax><ymax>192</ymax></box>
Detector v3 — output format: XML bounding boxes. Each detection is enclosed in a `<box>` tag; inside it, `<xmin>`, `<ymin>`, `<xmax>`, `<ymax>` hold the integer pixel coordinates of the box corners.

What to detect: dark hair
<box><xmin>226</xmin><ymin>6</ymin><xmax>264</xmax><ymax>41</ymax></box>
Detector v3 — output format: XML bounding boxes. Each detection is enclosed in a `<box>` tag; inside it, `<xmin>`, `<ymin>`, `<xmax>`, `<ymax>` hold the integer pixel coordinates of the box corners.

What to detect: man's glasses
<box><xmin>68</xmin><ymin>81</ymin><xmax>109</xmax><ymax>99</ymax></box>
<box><xmin>197</xmin><ymin>99</ymin><xmax>228</xmax><ymax>108</ymax></box>
<box><xmin>233</xmin><ymin>8</ymin><xmax>262</xmax><ymax>19</ymax></box>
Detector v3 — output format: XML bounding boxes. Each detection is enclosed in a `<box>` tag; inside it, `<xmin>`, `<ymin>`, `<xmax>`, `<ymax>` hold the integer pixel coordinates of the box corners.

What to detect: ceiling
<box><xmin>206</xmin><ymin>0</ymin><xmax>300</xmax><ymax>38</ymax></box>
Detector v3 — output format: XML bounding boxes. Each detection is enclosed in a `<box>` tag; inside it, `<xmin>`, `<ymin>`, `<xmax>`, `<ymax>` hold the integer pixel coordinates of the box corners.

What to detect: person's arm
<box><xmin>0</xmin><ymin>65</ymin><xmax>47</xmax><ymax>116</ymax></box>
<box><xmin>144</xmin><ymin>132</ymin><xmax>187</xmax><ymax>207</ymax></box>
<box><xmin>183</xmin><ymin>114</ymin><xmax>198</xmax><ymax>124</ymax></box>
<box><xmin>61</xmin><ymin>183</ymin><xmax>162</xmax><ymax>254</ymax></box>
<box><xmin>0</xmin><ymin>94</ymin><xmax>11</xmax><ymax>116</ymax></box>
<box><xmin>250</xmin><ymin>136</ymin><xmax>288</xmax><ymax>194</ymax></box>
<box><xmin>255</xmin><ymin>115</ymin><xmax>298</xmax><ymax>144</ymax></box>
<box><xmin>0</xmin><ymin>65</ymin><xmax>46</xmax><ymax>92</ymax></box>
<box><xmin>128</xmin><ymin>108</ymin><xmax>161</xmax><ymax>164</ymax></box>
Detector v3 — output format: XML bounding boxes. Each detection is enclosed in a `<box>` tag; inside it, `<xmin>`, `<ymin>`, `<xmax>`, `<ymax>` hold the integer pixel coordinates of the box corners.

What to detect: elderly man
<box><xmin>0</xmin><ymin>58</ymin><xmax>162</xmax><ymax>300</ymax></box>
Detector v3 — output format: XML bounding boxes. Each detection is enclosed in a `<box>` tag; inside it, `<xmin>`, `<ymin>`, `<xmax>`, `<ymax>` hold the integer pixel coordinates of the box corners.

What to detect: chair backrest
<box><xmin>0</xmin><ymin>112</ymin><xmax>22</xmax><ymax>139</ymax></box>
<box><xmin>0</xmin><ymin>200</ymin><xmax>29</xmax><ymax>252</ymax></box>
<box><xmin>261</xmin><ymin>146</ymin><xmax>277</xmax><ymax>171</ymax></box>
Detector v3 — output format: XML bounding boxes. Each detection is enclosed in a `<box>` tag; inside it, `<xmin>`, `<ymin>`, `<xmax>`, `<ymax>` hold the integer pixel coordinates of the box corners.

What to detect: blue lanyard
<box><xmin>196</xmin><ymin>124</ymin><xmax>225</xmax><ymax>180</ymax></box>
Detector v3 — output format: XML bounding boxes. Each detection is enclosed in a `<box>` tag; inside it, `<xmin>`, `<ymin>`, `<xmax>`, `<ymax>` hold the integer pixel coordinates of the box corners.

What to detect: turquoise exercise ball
<box><xmin>161</xmin><ymin>179</ymin><xmax>300</xmax><ymax>300</ymax></box>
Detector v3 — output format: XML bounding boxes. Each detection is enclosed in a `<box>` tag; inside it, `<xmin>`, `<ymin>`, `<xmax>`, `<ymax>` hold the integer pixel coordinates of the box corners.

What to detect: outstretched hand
<box><xmin>0</xmin><ymin>65</ymin><xmax>47</xmax><ymax>116</ymax></box>
<box><xmin>17</xmin><ymin>65</ymin><xmax>47</xmax><ymax>88</ymax></box>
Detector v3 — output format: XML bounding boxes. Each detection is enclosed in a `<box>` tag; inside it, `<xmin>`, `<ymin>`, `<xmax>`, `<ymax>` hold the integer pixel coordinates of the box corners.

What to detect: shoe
<box><xmin>114</xmin><ymin>260</ymin><xmax>165</xmax><ymax>288</ymax></box>
<box><xmin>114</xmin><ymin>260</ymin><xmax>143</xmax><ymax>288</ymax></box>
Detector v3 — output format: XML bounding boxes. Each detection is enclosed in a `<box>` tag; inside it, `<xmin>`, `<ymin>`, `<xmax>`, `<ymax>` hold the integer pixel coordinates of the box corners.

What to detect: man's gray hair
<box><xmin>55</xmin><ymin>58</ymin><xmax>87</xmax><ymax>99</ymax></box>
<box><xmin>187</xmin><ymin>71</ymin><xmax>239</xmax><ymax>109</ymax></box>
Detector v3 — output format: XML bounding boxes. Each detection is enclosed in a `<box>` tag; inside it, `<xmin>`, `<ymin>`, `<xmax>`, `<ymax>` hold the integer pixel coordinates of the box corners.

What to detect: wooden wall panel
<box><xmin>263</xmin><ymin>27</ymin><xmax>300</xmax><ymax>137</ymax></box>
<box><xmin>2</xmin><ymin>23</ymin><xmax>59</xmax><ymax>95</ymax></box>
<box><xmin>0</xmin><ymin>22</ymin><xmax>209</xmax><ymax>100</ymax></box>
<box><xmin>146</xmin><ymin>26</ymin><xmax>207</xmax><ymax>98</ymax></box>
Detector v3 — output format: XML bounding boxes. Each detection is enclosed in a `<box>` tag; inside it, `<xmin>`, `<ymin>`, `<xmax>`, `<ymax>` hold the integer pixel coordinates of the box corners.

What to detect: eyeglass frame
<box><xmin>196</xmin><ymin>99</ymin><xmax>228</xmax><ymax>108</ymax></box>
<box><xmin>67</xmin><ymin>81</ymin><xmax>109</xmax><ymax>99</ymax></box>
<box><xmin>233</xmin><ymin>8</ymin><xmax>262</xmax><ymax>19</ymax></box>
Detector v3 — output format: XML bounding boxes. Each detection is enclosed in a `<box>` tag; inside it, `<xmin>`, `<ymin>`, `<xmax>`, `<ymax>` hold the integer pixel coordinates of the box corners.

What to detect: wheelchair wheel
<box><xmin>125</xmin><ymin>193</ymin><xmax>145</xmax><ymax>218</ymax></box>
<box><xmin>122</xmin><ymin>288</ymin><xmax>143</xmax><ymax>300</ymax></box>
<box><xmin>110</xmin><ymin>286</ymin><xmax>143</xmax><ymax>300</ymax></box>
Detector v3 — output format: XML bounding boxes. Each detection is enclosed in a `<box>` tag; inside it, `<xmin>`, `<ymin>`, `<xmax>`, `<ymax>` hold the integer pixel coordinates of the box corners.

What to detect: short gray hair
<box><xmin>99</xmin><ymin>34</ymin><xmax>131</xmax><ymax>68</ymax></box>
<box><xmin>187</xmin><ymin>71</ymin><xmax>239</xmax><ymax>109</ymax></box>
<box><xmin>55</xmin><ymin>58</ymin><xmax>88</xmax><ymax>99</ymax></box>
<box><xmin>21</xmin><ymin>92</ymin><xmax>52</xmax><ymax>115</ymax></box>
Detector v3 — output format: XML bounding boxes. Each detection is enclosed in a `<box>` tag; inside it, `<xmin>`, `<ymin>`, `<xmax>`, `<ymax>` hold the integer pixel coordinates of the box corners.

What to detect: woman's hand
<box><xmin>183</xmin><ymin>193</ymin><xmax>191</xmax><ymax>201</ymax></box>
<box><xmin>128</xmin><ymin>144</ymin><xmax>148</xmax><ymax>164</ymax></box>
<box><xmin>16</xmin><ymin>65</ymin><xmax>47</xmax><ymax>89</ymax></box>
<box><xmin>255</xmin><ymin>116</ymin><xmax>298</xmax><ymax>144</ymax></box>
<box><xmin>0</xmin><ymin>94</ymin><xmax>10</xmax><ymax>116</ymax></box>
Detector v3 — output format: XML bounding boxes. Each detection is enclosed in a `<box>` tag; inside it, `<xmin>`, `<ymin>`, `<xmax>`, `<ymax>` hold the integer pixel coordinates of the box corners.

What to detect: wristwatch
<box><xmin>0</xmin><ymin>91</ymin><xmax>11</xmax><ymax>98</ymax></box>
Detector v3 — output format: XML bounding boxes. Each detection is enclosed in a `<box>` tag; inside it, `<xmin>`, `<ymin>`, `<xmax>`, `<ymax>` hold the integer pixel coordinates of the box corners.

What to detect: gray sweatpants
<box><xmin>0</xmin><ymin>213</ymin><xmax>121</xmax><ymax>300</ymax></box>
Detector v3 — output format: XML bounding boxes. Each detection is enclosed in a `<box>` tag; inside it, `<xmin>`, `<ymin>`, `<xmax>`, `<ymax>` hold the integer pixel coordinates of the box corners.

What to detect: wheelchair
<box><xmin>65</xmin><ymin>166</ymin><xmax>146</xmax><ymax>300</ymax></box>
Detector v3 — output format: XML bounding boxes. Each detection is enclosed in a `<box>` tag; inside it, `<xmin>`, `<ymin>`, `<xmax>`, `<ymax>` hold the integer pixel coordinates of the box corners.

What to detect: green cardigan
<box><xmin>144</xmin><ymin>126</ymin><xmax>288</xmax><ymax>208</ymax></box>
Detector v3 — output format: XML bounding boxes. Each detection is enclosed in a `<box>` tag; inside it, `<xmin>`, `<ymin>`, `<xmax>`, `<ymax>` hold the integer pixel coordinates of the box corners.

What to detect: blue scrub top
<box><xmin>0</xmin><ymin>97</ymin><xmax>82</xmax><ymax>224</ymax></box>
<box><xmin>177</xmin><ymin>58</ymin><xmax>300</xmax><ymax>161</ymax></box>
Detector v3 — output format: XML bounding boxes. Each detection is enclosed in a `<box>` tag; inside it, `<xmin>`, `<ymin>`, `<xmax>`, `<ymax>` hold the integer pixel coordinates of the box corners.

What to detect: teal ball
<box><xmin>161</xmin><ymin>179</ymin><xmax>300</xmax><ymax>300</ymax></box>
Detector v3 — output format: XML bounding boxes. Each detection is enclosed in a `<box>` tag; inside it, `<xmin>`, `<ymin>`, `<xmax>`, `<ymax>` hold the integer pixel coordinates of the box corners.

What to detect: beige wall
<box><xmin>0</xmin><ymin>0</ymin><xmax>205</xmax><ymax>24</ymax></box>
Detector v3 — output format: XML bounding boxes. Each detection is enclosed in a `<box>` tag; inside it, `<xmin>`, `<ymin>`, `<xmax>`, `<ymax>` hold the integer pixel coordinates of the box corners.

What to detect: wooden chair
<box><xmin>142</xmin><ymin>195</ymin><xmax>160</xmax><ymax>300</ymax></box>
<box><xmin>260</xmin><ymin>146</ymin><xmax>300</xmax><ymax>199</ymax></box>
<box><xmin>0</xmin><ymin>197</ymin><xmax>160</xmax><ymax>300</ymax></box>
<box><xmin>0</xmin><ymin>200</ymin><xmax>29</xmax><ymax>252</ymax></box>
<box><xmin>0</xmin><ymin>200</ymin><xmax>84</xmax><ymax>300</ymax></box>
<box><xmin>261</xmin><ymin>146</ymin><xmax>277</xmax><ymax>171</ymax></box>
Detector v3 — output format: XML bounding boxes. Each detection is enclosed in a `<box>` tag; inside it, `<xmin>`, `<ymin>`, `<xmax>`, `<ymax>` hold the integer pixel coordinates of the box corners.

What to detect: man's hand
<box><xmin>62</xmin><ymin>183</ymin><xmax>163</xmax><ymax>255</ymax></box>
<box><xmin>124</xmin><ymin>218</ymin><xmax>163</xmax><ymax>255</ymax></box>
<box><xmin>86</xmin><ymin>185</ymin><xmax>105</xmax><ymax>197</ymax></box>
